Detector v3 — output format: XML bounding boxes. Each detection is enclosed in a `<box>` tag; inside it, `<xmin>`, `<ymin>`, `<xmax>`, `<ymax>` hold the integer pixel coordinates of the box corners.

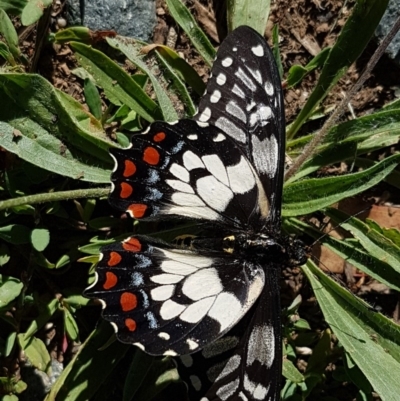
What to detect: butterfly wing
<box><xmin>84</xmin><ymin>235</ymin><xmax>265</xmax><ymax>356</ymax></box>
<box><xmin>109</xmin><ymin>119</ymin><xmax>269</xmax><ymax>229</ymax></box>
<box><xmin>194</xmin><ymin>25</ymin><xmax>285</xmax><ymax>227</ymax></box>
<box><xmin>177</xmin><ymin>268</ymin><xmax>281</xmax><ymax>401</ymax></box>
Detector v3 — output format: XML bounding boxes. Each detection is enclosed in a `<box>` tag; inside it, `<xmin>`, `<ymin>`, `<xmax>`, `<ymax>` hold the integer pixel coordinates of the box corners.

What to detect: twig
<box><xmin>285</xmin><ymin>14</ymin><xmax>400</xmax><ymax>182</ymax></box>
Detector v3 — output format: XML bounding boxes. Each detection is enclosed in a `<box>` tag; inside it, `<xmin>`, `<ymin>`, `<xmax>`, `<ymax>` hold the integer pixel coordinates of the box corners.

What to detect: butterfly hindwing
<box><xmin>84</xmin><ymin>235</ymin><xmax>265</xmax><ymax>356</ymax></box>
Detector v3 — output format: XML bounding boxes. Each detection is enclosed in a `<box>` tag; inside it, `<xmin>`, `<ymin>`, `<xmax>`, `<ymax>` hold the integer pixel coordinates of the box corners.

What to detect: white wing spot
<box><xmin>187</xmin><ymin>338</ymin><xmax>199</xmax><ymax>351</ymax></box>
<box><xmin>215</xmin><ymin>354</ymin><xmax>241</xmax><ymax>381</ymax></box>
<box><xmin>235</xmin><ymin>68</ymin><xmax>256</xmax><ymax>91</ymax></box>
<box><xmin>171</xmin><ymin>192</ymin><xmax>205</xmax><ymax>207</ymax></box>
<box><xmin>166</xmin><ymin>179</ymin><xmax>194</xmax><ymax>194</ymax></box>
<box><xmin>150</xmin><ymin>274</ymin><xmax>183</xmax><ymax>285</ymax></box>
<box><xmin>232</xmin><ymin>84</ymin><xmax>245</xmax><ymax>98</ymax></box>
<box><xmin>163</xmin><ymin>349</ymin><xmax>178</xmax><ymax>356</ymax></box>
<box><xmin>247</xmin><ymin>324</ymin><xmax>275</xmax><ymax>368</ymax></box>
<box><xmin>227</xmin><ymin>156</ymin><xmax>256</xmax><ymax>194</ymax></box>
<box><xmin>216</xmin><ymin>378</ymin><xmax>240</xmax><ymax>400</ymax></box>
<box><xmin>216</xmin><ymin>73</ymin><xmax>227</xmax><ymax>86</ymax></box>
<box><xmin>198</xmin><ymin>107</ymin><xmax>212</xmax><ymax>122</ymax></box>
<box><xmin>183</xmin><ymin>150</ymin><xmax>205</xmax><ymax>171</ymax></box>
<box><xmin>232</xmin><ymin>47</ymin><xmax>237</xmax><ymax>52</ymax></box>
<box><xmin>210</xmin><ymin>89</ymin><xmax>221</xmax><ymax>103</ymax></box>
<box><xmin>196</xmin><ymin>121</ymin><xmax>209</xmax><ymax>127</ymax></box>
<box><xmin>251</xmin><ymin>135</ymin><xmax>278</xmax><ymax>177</ymax></box>
<box><xmin>183</xmin><ymin>268</ymin><xmax>222</xmax><ymax>300</ymax></box>
<box><xmin>187</xmin><ymin>134</ymin><xmax>198</xmax><ymax>140</ymax></box>
<box><xmin>150</xmin><ymin>285</ymin><xmax>175</xmax><ymax>301</ymax></box>
<box><xmin>158</xmin><ymin>332</ymin><xmax>170</xmax><ymax>340</ymax></box>
<box><xmin>213</xmin><ymin>133</ymin><xmax>226</xmax><ymax>142</ymax></box>
<box><xmin>170</xmin><ymin>163</ymin><xmax>190</xmax><ymax>182</ymax></box>
<box><xmin>265</xmin><ymin>81</ymin><xmax>274</xmax><ymax>95</ymax></box>
<box><xmin>208</xmin><ymin>292</ymin><xmax>242</xmax><ymax>332</ymax></box>
<box><xmin>202</xmin><ymin>154</ymin><xmax>229</xmax><ymax>186</ymax></box>
<box><xmin>196</xmin><ymin>175</ymin><xmax>233</xmax><ymax>212</ymax></box>
<box><xmin>249</xmin><ymin>105</ymin><xmax>272</xmax><ymax>127</ymax></box>
<box><xmin>251</xmin><ymin>44</ymin><xmax>264</xmax><ymax>57</ymax></box>
<box><xmin>226</xmin><ymin>100</ymin><xmax>247</xmax><ymax>123</ymax></box>
<box><xmin>221</xmin><ymin>57</ymin><xmax>233</xmax><ymax>67</ymax></box>
<box><xmin>160</xmin><ymin>299</ymin><xmax>185</xmax><ymax>320</ymax></box>
<box><xmin>161</xmin><ymin>260</ymin><xmax>198</xmax><ymax>275</ymax></box>
<box><xmin>216</xmin><ymin>117</ymin><xmax>246</xmax><ymax>143</ymax></box>
<box><xmin>180</xmin><ymin>298</ymin><xmax>214</xmax><ymax>323</ymax></box>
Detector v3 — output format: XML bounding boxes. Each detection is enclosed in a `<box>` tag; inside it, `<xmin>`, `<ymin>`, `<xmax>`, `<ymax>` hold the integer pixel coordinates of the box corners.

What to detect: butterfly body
<box><xmin>84</xmin><ymin>26</ymin><xmax>307</xmax><ymax>401</ymax></box>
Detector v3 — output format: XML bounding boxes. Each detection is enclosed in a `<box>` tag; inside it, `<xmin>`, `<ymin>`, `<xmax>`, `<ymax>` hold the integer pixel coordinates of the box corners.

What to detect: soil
<box><xmin>11</xmin><ymin>0</ymin><xmax>400</xmax><ymax>400</ymax></box>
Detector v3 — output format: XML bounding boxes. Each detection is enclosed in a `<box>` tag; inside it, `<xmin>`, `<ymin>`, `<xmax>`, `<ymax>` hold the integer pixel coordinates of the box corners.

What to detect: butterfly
<box><xmin>84</xmin><ymin>25</ymin><xmax>307</xmax><ymax>401</ymax></box>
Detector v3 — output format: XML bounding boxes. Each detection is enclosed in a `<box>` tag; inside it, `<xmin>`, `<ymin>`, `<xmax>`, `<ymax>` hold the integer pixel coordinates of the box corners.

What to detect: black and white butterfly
<box><xmin>84</xmin><ymin>26</ymin><xmax>307</xmax><ymax>401</ymax></box>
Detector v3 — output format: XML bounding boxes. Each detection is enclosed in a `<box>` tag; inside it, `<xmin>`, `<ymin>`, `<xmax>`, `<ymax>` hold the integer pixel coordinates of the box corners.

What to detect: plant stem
<box><xmin>0</xmin><ymin>187</ymin><xmax>110</xmax><ymax>211</ymax></box>
<box><xmin>285</xmin><ymin>14</ymin><xmax>400</xmax><ymax>182</ymax></box>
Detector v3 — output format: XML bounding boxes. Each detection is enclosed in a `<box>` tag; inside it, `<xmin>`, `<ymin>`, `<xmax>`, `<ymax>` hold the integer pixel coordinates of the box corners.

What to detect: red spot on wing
<box><xmin>123</xmin><ymin>160</ymin><xmax>136</xmax><ymax>177</ymax></box>
<box><xmin>103</xmin><ymin>272</ymin><xmax>118</xmax><ymax>290</ymax></box>
<box><xmin>120</xmin><ymin>292</ymin><xmax>137</xmax><ymax>312</ymax></box>
<box><xmin>125</xmin><ymin>318</ymin><xmax>137</xmax><ymax>332</ymax></box>
<box><xmin>127</xmin><ymin>204</ymin><xmax>147</xmax><ymax>218</ymax></box>
<box><xmin>153</xmin><ymin>132</ymin><xmax>166</xmax><ymax>142</ymax></box>
<box><xmin>120</xmin><ymin>182</ymin><xmax>133</xmax><ymax>198</ymax></box>
<box><xmin>108</xmin><ymin>252</ymin><xmax>122</xmax><ymax>266</ymax></box>
<box><xmin>123</xmin><ymin>237</ymin><xmax>142</xmax><ymax>252</ymax></box>
<box><xmin>143</xmin><ymin>147</ymin><xmax>160</xmax><ymax>165</ymax></box>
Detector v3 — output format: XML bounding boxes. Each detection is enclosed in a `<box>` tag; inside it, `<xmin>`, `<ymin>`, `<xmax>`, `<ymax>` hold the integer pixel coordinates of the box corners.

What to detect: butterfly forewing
<box><xmin>194</xmin><ymin>26</ymin><xmax>285</xmax><ymax>226</ymax></box>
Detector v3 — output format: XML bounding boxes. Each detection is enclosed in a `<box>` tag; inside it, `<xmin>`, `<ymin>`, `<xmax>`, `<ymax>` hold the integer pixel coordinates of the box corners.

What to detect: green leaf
<box><xmin>64</xmin><ymin>307</ymin><xmax>79</xmax><ymax>341</ymax></box>
<box><xmin>0</xmin><ymin>73</ymin><xmax>113</xmax><ymax>182</ymax></box>
<box><xmin>326</xmin><ymin>209</ymin><xmax>400</xmax><ymax>273</ymax></box>
<box><xmin>0</xmin><ymin>243</ymin><xmax>10</xmax><ymax>266</ymax></box>
<box><xmin>84</xmin><ymin>78</ymin><xmax>102</xmax><ymax>120</ymax></box>
<box><xmin>0</xmin><ymin>274</ymin><xmax>23</xmax><ymax>309</ymax></box>
<box><xmin>4</xmin><ymin>331</ymin><xmax>16</xmax><ymax>357</ymax></box>
<box><xmin>165</xmin><ymin>0</ymin><xmax>216</xmax><ymax>66</ymax></box>
<box><xmin>0</xmin><ymin>41</ymin><xmax>15</xmax><ymax>64</ymax></box>
<box><xmin>283</xmin><ymin>154</ymin><xmax>400</xmax><ymax>216</ymax></box>
<box><xmin>70</xmin><ymin>42</ymin><xmax>161</xmax><ymax>122</ymax></box>
<box><xmin>21</xmin><ymin>0</ymin><xmax>52</xmax><ymax>26</ymax></box>
<box><xmin>0</xmin><ymin>9</ymin><xmax>20</xmax><ymax>60</ymax></box>
<box><xmin>0</xmin><ymin>224</ymin><xmax>30</xmax><ymax>244</ymax></box>
<box><xmin>227</xmin><ymin>0</ymin><xmax>270</xmax><ymax>34</ymax></box>
<box><xmin>287</xmin><ymin>47</ymin><xmax>330</xmax><ymax>87</ymax></box>
<box><xmin>18</xmin><ymin>335</ymin><xmax>51</xmax><ymax>373</ymax></box>
<box><xmin>30</xmin><ymin>228</ymin><xmax>50</xmax><ymax>252</ymax></box>
<box><xmin>44</xmin><ymin>322</ymin><xmax>129</xmax><ymax>401</ymax></box>
<box><xmin>287</xmin><ymin>0</ymin><xmax>389</xmax><ymax>138</ymax></box>
<box><xmin>302</xmin><ymin>260</ymin><xmax>400</xmax><ymax>401</ymax></box>
<box><xmin>106</xmin><ymin>37</ymin><xmax>178</xmax><ymax>122</ymax></box>
<box><xmin>54</xmin><ymin>27</ymin><xmax>92</xmax><ymax>45</ymax></box>
<box><xmin>282</xmin><ymin>358</ymin><xmax>305</xmax><ymax>383</ymax></box>
<box><xmin>0</xmin><ymin>0</ymin><xmax>27</xmax><ymax>14</ymax></box>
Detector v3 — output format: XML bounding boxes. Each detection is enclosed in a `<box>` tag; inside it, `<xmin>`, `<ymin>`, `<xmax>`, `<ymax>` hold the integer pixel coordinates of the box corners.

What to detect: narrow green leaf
<box><xmin>21</xmin><ymin>0</ymin><xmax>52</xmax><ymax>26</ymax></box>
<box><xmin>283</xmin><ymin>154</ymin><xmax>400</xmax><ymax>216</ymax></box>
<box><xmin>287</xmin><ymin>47</ymin><xmax>330</xmax><ymax>87</ymax></box>
<box><xmin>0</xmin><ymin>41</ymin><xmax>15</xmax><ymax>64</ymax></box>
<box><xmin>64</xmin><ymin>307</ymin><xmax>79</xmax><ymax>341</ymax></box>
<box><xmin>84</xmin><ymin>78</ymin><xmax>102</xmax><ymax>120</ymax></box>
<box><xmin>287</xmin><ymin>0</ymin><xmax>389</xmax><ymax>138</ymax></box>
<box><xmin>165</xmin><ymin>0</ymin><xmax>216</xmax><ymax>66</ymax></box>
<box><xmin>70</xmin><ymin>41</ymin><xmax>161</xmax><ymax>122</ymax></box>
<box><xmin>0</xmin><ymin>274</ymin><xmax>23</xmax><ymax>310</ymax></box>
<box><xmin>5</xmin><ymin>331</ymin><xmax>16</xmax><ymax>357</ymax></box>
<box><xmin>272</xmin><ymin>25</ymin><xmax>283</xmax><ymax>79</ymax></box>
<box><xmin>106</xmin><ymin>37</ymin><xmax>178</xmax><ymax>122</ymax></box>
<box><xmin>54</xmin><ymin>27</ymin><xmax>92</xmax><ymax>44</ymax></box>
<box><xmin>303</xmin><ymin>260</ymin><xmax>400</xmax><ymax>401</ymax></box>
<box><xmin>0</xmin><ymin>243</ymin><xmax>10</xmax><ymax>266</ymax></box>
<box><xmin>326</xmin><ymin>209</ymin><xmax>400</xmax><ymax>273</ymax></box>
<box><xmin>0</xmin><ymin>9</ymin><xmax>20</xmax><ymax>60</ymax></box>
<box><xmin>227</xmin><ymin>0</ymin><xmax>270</xmax><ymax>34</ymax></box>
<box><xmin>30</xmin><ymin>228</ymin><xmax>50</xmax><ymax>252</ymax></box>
